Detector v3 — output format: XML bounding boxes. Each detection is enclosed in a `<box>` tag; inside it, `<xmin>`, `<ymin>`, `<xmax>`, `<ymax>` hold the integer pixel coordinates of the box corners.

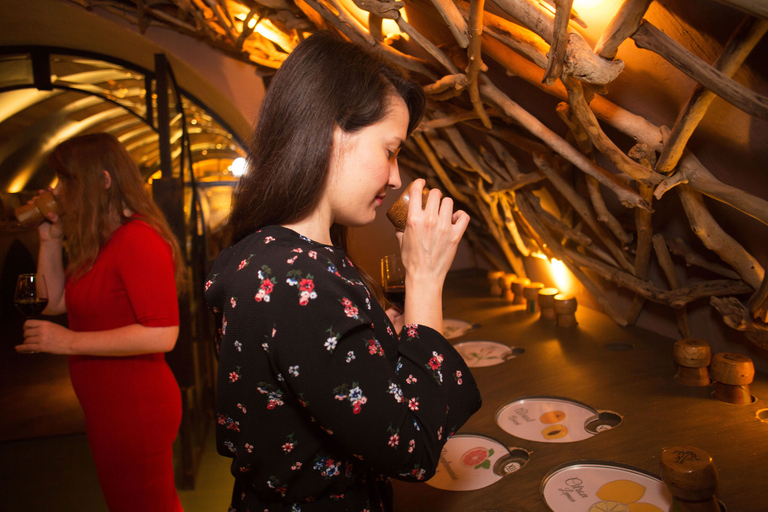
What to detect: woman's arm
<box><xmin>37</xmin><ymin>210</ymin><xmax>67</xmax><ymax>315</ymax></box>
<box><xmin>16</xmin><ymin>321</ymin><xmax>178</xmax><ymax>356</ymax></box>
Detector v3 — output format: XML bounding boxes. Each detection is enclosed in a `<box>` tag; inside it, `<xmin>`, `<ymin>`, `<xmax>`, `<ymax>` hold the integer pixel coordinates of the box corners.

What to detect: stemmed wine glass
<box><xmin>14</xmin><ymin>273</ymin><xmax>49</xmax><ymax>319</ymax></box>
<box><xmin>380</xmin><ymin>253</ymin><xmax>405</xmax><ymax>311</ymax></box>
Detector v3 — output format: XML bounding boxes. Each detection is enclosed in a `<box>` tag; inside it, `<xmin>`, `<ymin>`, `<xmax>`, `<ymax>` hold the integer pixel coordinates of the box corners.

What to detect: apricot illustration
<box><xmin>541</xmin><ymin>424</ymin><xmax>568</xmax><ymax>439</ymax></box>
<box><xmin>539</xmin><ymin>410</ymin><xmax>566</xmax><ymax>424</ymax></box>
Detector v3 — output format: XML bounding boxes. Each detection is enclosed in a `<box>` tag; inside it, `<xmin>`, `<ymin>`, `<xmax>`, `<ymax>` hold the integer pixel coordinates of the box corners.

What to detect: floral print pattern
<box><xmin>204</xmin><ymin>225</ymin><xmax>481</xmax><ymax>512</ymax></box>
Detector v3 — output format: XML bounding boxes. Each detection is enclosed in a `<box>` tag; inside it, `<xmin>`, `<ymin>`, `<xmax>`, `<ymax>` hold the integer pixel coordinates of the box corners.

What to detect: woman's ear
<box><xmin>102</xmin><ymin>170</ymin><xmax>112</xmax><ymax>189</ymax></box>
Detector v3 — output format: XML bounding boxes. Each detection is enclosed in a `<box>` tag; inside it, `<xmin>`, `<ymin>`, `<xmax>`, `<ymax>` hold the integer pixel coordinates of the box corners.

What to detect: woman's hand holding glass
<box><xmin>16</xmin><ymin>319</ymin><xmax>75</xmax><ymax>355</ymax></box>
<box><xmin>33</xmin><ymin>188</ymin><xmax>64</xmax><ymax>243</ymax></box>
<box><xmin>395</xmin><ymin>179</ymin><xmax>470</xmax><ymax>332</ymax></box>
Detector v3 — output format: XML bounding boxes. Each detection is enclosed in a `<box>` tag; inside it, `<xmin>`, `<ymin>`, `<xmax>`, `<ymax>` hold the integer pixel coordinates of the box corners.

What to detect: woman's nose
<box><xmin>388</xmin><ymin>163</ymin><xmax>401</xmax><ymax>190</ymax></box>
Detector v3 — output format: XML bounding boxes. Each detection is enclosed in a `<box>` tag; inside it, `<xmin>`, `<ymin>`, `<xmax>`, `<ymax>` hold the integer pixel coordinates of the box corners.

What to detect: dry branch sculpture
<box><xmin>66</xmin><ymin>0</ymin><xmax>768</xmax><ymax>350</ymax></box>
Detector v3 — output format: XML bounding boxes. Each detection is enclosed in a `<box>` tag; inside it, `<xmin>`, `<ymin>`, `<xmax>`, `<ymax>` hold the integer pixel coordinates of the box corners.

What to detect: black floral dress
<box><xmin>205</xmin><ymin>225</ymin><xmax>482</xmax><ymax>512</ymax></box>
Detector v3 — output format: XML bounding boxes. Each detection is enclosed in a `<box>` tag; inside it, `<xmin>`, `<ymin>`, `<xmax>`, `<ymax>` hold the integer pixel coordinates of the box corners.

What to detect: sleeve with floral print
<box><xmin>268</xmin><ymin>251</ymin><xmax>482</xmax><ymax>482</ymax></box>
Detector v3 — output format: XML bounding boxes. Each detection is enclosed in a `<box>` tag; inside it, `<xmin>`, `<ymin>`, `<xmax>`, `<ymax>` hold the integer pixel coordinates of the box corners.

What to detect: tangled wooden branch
<box><xmin>71</xmin><ymin>0</ymin><xmax>768</xmax><ymax>349</ymax></box>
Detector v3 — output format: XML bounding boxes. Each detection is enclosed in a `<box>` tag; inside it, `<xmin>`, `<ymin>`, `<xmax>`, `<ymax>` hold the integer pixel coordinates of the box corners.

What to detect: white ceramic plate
<box><xmin>541</xmin><ymin>461</ymin><xmax>671</xmax><ymax>512</ymax></box>
<box><xmin>443</xmin><ymin>318</ymin><xmax>473</xmax><ymax>339</ymax></box>
<box><xmin>453</xmin><ymin>341</ymin><xmax>518</xmax><ymax>367</ymax></box>
<box><xmin>496</xmin><ymin>397</ymin><xmax>621</xmax><ymax>443</ymax></box>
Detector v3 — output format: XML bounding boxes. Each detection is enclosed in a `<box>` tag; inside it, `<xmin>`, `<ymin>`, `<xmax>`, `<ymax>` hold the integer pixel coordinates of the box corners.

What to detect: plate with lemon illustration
<box><xmin>426</xmin><ymin>433</ymin><xmax>530</xmax><ymax>491</ymax></box>
<box><xmin>541</xmin><ymin>461</ymin><xmax>672</xmax><ymax>512</ymax></box>
<box><xmin>496</xmin><ymin>396</ymin><xmax>622</xmax><ymax>443</ymax></box>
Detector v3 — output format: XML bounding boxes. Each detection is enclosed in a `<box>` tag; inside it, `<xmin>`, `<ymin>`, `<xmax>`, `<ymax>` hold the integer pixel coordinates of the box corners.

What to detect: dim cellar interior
<box><xmin>0</xmin><ymin>0</ymin><xmax>767</xmax><ymax>510</ymax></box>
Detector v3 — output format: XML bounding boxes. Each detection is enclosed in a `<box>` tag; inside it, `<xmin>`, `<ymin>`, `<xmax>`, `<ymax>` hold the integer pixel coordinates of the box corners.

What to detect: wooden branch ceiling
<box><xmin>62</xmin><ymin>0</ymin><xmax>768</xmax><ymax>348</ymax></box>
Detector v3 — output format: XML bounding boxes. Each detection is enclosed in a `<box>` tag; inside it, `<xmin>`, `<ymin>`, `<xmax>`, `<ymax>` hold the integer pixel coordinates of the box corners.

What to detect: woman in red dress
<box><xmin>16</xmin><ymin>133</ymin><xmax>186</xmax><ymax>512</ymax></box>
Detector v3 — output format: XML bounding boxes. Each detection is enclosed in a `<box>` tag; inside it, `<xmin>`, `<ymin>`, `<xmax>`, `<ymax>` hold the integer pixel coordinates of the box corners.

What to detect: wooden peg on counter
<box><xmin>538</xmin><ymin>288</ymin><xmax>559</xmax><ymax>321</ymax></box>
<box><xmin>673</xmin><ymin>338</ymin><xmax>712</xmax><ymax>386</ymax></box>
<box><xmin>710</xmin><ymin>352</ymin><xmax>754</xmax><ymax>404</ymax></box>
<box><xmin>510</xmin><ymin>277</ymin><xmax>530</xmax><ymax>305</ymax></box>
<box><xmin>522</xmin><ymin>282</ymin><xmax>544</xmax><ymax>313</ymax></box>
<box><xmin>487</xmin><ymin>270</ymin><xmax>504</xmax><ymax>297</ymax></box>
<box><xmin>553</xmin><ymin>294</ymin><xmax>578</xmax><ymax>327</ymax></box>
<box><xmin>501</xmin><ymin>273</ymin><xmax>517</xmax><ymax>302</ymax></box>
<box><xmin>660</xmin><ymin>445</ymin><xmax>722</xmax><ymax>512</ymax></box>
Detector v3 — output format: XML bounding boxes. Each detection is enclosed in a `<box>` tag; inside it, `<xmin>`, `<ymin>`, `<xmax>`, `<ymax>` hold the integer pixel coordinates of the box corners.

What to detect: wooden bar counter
<box><xmin>392</xmin><ymin>270</ymin><xmax>768</xmax><ymax>511</ymax></box>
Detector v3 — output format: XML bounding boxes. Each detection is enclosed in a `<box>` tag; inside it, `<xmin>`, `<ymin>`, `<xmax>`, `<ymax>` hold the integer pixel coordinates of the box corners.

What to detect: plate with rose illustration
<box><xmin>443</xmin><ymin>318</ymin><xmax>474</xmax><ymax>339</ymax></box>
<box><xmin>541</xmin><ymin>461</ymin><xmax>672</xmax><ymax>512</ymax></box>
<box><xmin>453</xmin><ymin>341</ymin><xmax>524</xmax><ymax>367</ymax></box>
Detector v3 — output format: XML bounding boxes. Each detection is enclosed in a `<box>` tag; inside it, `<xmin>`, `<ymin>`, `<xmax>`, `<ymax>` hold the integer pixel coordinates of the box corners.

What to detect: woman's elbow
<box><xmin>158</xmin><ymin>326</ymin><xmax>180</xmax><ymax>352</ymax></box>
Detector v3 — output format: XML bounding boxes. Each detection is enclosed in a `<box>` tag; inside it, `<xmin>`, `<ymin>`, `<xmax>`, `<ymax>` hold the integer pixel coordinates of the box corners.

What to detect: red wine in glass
<box><xmin>383</xmin><ymin>284</ymin><xmax>405</xmax><ymax>311</ymax></box>
<box><xmin>14</xmin><ymin>273</ymin><xmax>48</xmax><ymax>318</ymax></box>
<box><xmin>381</xmin><ymin>254</ymin><xmax>406</xmax><ymax>311</ymax></box>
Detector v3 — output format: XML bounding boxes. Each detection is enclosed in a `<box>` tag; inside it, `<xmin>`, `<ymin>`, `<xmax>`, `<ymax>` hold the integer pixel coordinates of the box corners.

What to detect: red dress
<box><xmin>65</xmin><ymin>218</ymin><xmax>183</xmax><ymax>512</ymax></box>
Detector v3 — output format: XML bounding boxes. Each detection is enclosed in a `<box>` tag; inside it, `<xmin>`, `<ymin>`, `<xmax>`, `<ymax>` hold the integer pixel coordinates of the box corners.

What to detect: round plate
<box><xmin>541</xmin><ymin>461</ymin><xmax>672</xmax><ymax>512</ymax></box>
<box><xmin>454</xmin><ymin>341</ymin><xmax>519</xmax><ymax>367</ymax></box>
<box><xmin>426</xmin><ymin>434</ymin><xmax>514</xmax><ymax>491</ymax></box>
<box><xmin>443</xmin><ymin>318</ymin><xmax>473</xmax><ymax>339</ymax></box>
<box><xmin>496</xmin><ymin>397</ymin><xmax>620</xmax><ymax>443</ymax></box>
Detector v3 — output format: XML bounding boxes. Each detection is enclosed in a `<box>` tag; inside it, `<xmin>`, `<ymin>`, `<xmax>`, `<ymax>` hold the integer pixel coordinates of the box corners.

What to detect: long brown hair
<box><xmin>227</xmin><ymin>32</ymin><xmax>425</xmax><ymax>302</ymax></box>
<box><xmin>228</xmin><ymin>31</ymin><xmax>425</xmax><ymax>246</ymax></box>
<box><xmin>48</xmin><ymin>133</ymin><xmax>186</xmax><ymax>289</ymax></box>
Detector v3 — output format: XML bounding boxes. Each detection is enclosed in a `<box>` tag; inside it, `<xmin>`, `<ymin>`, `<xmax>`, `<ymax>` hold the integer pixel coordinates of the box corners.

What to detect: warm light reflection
<box><xmin>230</xmin><ymin>157</ymin><xmax>247</xmax><ymax>177</ymax></box>
<box><xmin>571</xmin><ymin>0</ymin><xmax>623</xmax><ymax>36</ymax></box>
<box><xmin>336</xmin><ymin>0</ymin><xmax>407</xmax><ymax>39</ymax></box>
<box><xmin>572</xmin><ymin>0</ymin><xmax>609</xmax><ymax>9</ymax></box>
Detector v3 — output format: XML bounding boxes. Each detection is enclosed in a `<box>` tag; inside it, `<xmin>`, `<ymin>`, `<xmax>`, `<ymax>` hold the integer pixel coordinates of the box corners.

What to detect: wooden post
<box><xmin>660</xmin><ymin>445</ymin><xmax>722</xmax><ymax>512</ymax></box>
<box><xmin>710</xmin><ymin>352</ymin><xmax>754</xmax><ymax>404</ymax></box>
<box><xmin>673</xmin><ymin>338</ymin><xmax>711</xmax><ymax>386</ymax></box>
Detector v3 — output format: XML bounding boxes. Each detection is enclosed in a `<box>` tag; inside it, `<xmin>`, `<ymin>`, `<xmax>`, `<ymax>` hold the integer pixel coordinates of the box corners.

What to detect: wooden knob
<box><xmin>710</xmin><ymin>352</ymin><xmax>754</xmax><ymax>385</ymax></box>
<box><xmin>510</xmin><ymin>277</ymin><xmax>530</xmax><ymax>305</ymax></box>
<box><xmin>660</xmin><ymin>446</ymin><xmax>722</xmax><ymax>511</ymax></box>
<box><xmin>487</xmin><ymin>270</ymin><xmax>504</xmax><ymax>297</ymax></box>
<box><xmin>537</xmin><ymin>288</ymin><xmax>559</xmax><ymax>320</ymax></box>
<box><xmin>501</xmin><ymin>273</ymin><xmax>517</xmax><ymax>301</ymax></box>
<box><xmin>553</xmin><ymin>293</ymin><xmax>577</xmax><ymax>327</ymax></box>
<box><xmin>522</xmin><ymin>282</ymin><xmax>544</xmax><ymax>312</ymax></box>
<box><xmin>710</xmin><ymin>352</ymin><xmax>754</xmax><ymax>404</ymax></box>
<box><xmin>386</xmin><ymin>181</ymin><xmax>431</xmax><ymax>232</ymax></box>
<box><xmin>674</xmin><ymin>339</ymin><xmax>711</xmax><ymax>387</ymax></box>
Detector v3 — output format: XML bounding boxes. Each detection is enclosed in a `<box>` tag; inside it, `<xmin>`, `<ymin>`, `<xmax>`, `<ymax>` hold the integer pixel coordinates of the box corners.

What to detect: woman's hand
<box><xmin>16</xmin><ymin>319</ymin><xmax>75</xmax><ymax>355</ymax></box>
<box><xmin>385</xmin><ymin>307</ymin><xmax>404</xmax><ymax>336</ymax></box>
<box><xmin>396</xmin><ymin>179</ymin><xmax>470</xmax><ymax>283</ymax></box>
<box><xmin>33</xmin><ymin>189</ymin><xmax>64</xmax><ymax>243</ymax></box>
<box><xmin>395</xmin><ymin>179</ymin><xmax>470</xmax><ymax>331</ymax></box>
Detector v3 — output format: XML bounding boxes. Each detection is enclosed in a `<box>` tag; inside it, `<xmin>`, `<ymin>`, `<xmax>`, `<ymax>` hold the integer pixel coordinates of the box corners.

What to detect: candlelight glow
<box><xmin>550</xmin><ymin>258</ymin><xmax>575</xmax><ymax>295</ymax></box>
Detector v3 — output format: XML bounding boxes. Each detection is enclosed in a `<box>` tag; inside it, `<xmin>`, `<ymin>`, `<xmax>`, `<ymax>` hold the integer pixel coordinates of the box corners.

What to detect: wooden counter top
<box><xmin>392</xmin><ymin>270</ymin><xmax>768</xmax><ymax>511</ymax></box>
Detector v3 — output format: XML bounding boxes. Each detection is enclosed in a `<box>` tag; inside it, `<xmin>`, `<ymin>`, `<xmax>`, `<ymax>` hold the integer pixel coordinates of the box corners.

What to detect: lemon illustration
<box><xmin>588</xmin><ymin>501</ymin><xmax>629</xmax><ymax>512</ymax></box>
<box><xmin>539</xmin><ymin>410</ymin><xmax>566</xmax><ymax>424</ymax></box>
<box><xmin>590</xmin><ymin>479</ymin><xmax>665</xmax><ymax>512</ymax></box>
<box><xmin>596</xmin><ymin>479</ymin><xmax>646</xmax><ymax>504</ymax></box>
<box><xmin>541</xmin><ymin>424</ymin><xmax>568</xmax><ymax>439</ymax></box>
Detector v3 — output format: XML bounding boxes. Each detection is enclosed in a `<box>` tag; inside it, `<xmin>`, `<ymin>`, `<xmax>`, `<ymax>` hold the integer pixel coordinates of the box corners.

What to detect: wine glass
<box><xmin>14</xmin><ymin>273</ymin><xmax>49</xmax><ymax>319</ymax></box>
<box><xmin>380</xmin><ymin>253</ymin><xmax>405</xmax><ymax>310</ymax></box>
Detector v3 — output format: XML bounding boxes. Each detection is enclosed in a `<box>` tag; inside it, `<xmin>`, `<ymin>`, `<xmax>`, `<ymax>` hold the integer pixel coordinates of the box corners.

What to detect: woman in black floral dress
<box><xmin>205</xmin><ymin>31</ymin><xmax>482</xmax><ymax>512</ymax></box>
